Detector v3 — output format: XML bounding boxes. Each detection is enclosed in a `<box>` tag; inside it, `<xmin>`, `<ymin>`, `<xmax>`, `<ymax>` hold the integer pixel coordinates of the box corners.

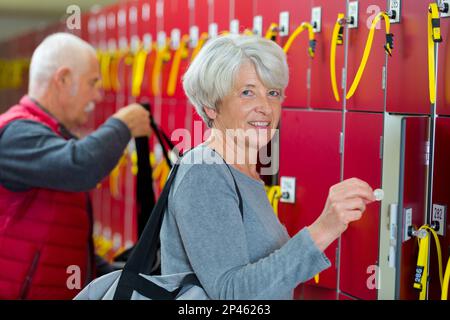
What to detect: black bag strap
<box><xmin>113</xmin><ymin>152</ymin><xmax>244</xmax><ymax>300</ymax></box>
<box><xmin>135</xmin><ymin>103</ymin><xmax>155</xmax><ymax>237</ymax></box>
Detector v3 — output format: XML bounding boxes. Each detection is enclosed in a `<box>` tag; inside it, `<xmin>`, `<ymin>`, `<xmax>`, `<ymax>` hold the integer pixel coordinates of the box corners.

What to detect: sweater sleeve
<box><xmin>170</xmin><ymin>163</ymin><xmax>331</xmax><ymax>300</ymax></box>
<box><xmin>0</xmin><ymin>117</ymin><xmax>131</xmax><ymax>192</ymax></box>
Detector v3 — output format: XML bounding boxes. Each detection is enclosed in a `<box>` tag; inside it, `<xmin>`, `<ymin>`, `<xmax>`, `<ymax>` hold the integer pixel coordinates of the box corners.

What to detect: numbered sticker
<box><xmin>432</xmin><ymin>204</ymin><xmax>446</xmax><ymax>236</ymax></box>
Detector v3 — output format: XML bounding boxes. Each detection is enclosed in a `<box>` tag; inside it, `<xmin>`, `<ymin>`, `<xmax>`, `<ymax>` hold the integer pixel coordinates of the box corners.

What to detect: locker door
<box><xmin>386</xmin><ymin>0</ymin><xmax>431</xmax><ymax>114</ymax></box>
<box><xmin>278</xmin><ymin>109</ymin><xmax>341</xmax><ymax>296</ymax></box>
<box><xmin>340</xmin><ymin>112</ymin><xmax>383</xmax><ymax>300</ymax></box>
<box><xmin>213</xmin><ymin>0</ymin><xmax>230</xmax><ymax>33</ymax></box>
<box><xmin>428</xmin><ymin>117</ymin><xmax>450</xmax><ymax>299</ymax></box>
<box><xmin>309</xmin><ymin>0</ymin><xmax>346</xmax><ymax>110</ymax></box>
<box><xmin>345</xmin><ymin>0</ymin><xmax>387</xmax><ymax>112</ymax></box>
<box><xmin>437</xmin><ymin>15</ymin><xmax>450</xmax><ymax>115</ymax></box>
<box><xmin>279</xmin><ymin>0</ymin><xmax>311</xmax><ymax>109</ymax></box>
<box><xmin>233</xmin><ymin>0</ymin><xmax>254</xmax><ymax>32</ymax></box>
<box><xmin>397</xmin><ymin>116</ymin><xmax>429</xmax><ymax>299</ymax></box>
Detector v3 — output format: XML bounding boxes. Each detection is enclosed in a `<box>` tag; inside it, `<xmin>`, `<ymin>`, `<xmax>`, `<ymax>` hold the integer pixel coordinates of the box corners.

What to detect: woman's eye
<box><xmin>268</xmin><ymin>90</ymin><xmax>281</xmax><ymax>97</ymax></box>
<box><xmin>242</xmin><ymin>89</ymin><xmax>254</xmax><ymax>97</ymax></box>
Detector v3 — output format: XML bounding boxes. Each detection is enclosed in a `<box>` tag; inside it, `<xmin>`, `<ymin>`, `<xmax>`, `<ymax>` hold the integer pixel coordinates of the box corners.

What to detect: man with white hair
<box><xmin>0</xmin><ymin>33</ymin><xmax>151</xmax><ymax>299</ymax></box>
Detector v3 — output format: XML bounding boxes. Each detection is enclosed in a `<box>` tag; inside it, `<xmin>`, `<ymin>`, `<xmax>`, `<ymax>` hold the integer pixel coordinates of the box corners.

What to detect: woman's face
<box><xmin>208</xmin><ymin>62</ymin><xmax>283</xmax><ymax>150</ymax></box>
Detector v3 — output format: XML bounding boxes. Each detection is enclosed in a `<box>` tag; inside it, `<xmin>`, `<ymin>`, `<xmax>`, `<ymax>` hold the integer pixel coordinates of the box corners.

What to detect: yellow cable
<box><xmin>265</xmin><ymin>185</ymin><xmax>282</xmax><ymax>216</ymax></box>
<box><xmin>110</xmin><ymin>51</ymin><xmax>123</xmax><ymax>92</ymax></box>
<box><xmin>167</xmin><ymin>34</ymin><xmax>190</xmax><ymax>97</ymax></box>
<box><xmin>152</xmin><ymin>41</ymin><xmax>172</xmax><ymax>96</ymax></box>
<box><xmin>413</xmin><ymin>225</ymin><xmax>444</xmax><ymax>300</ymax></box>
<box><xmin>428</xmin><ymin>3</ymin><xmax>442</xmax><ymax>104</ymax></box>
<box><xmin>99</xmin><ymin>51</ymin><xmax>112</xmax><ymax>91</ymax></box>
<box><xmin>243</xmin><ymin>28</ymin><xmax>254</xmax><ymax>35</ymax></box>
<box><xmin>314</xmin><ymin>273</ymin><xmax>319</xmax><ymax>284</ymax></box>
<box><xmin>191</xmin><ymin>32</ymin><xmax>209</xmax><ymax>61</ymax></box>
<box><xmin>413</xmin><ymin>230</ymin><xmax>429</xmax><ymax>300</ymax></box>
<box><xmin>346</xmin><ymin>12</ymin><xmax>393</xmax><ymax>99</ymax></box>
<box><xmin>131</xmin><ymin>44</ymin><xmax>150</xmax><ymax>97</ymax></box>
<box><xmin>330</xmin><ymin>13</ymin><xmax>345</xmax><ymax>102</ymax></box>
<box><xmin>442</xmin><ymin>257</ymin><xmax>450</xmax><ymax>300</ymax></box>
<box><xmin>420</xmin><ymin>225</ymin><xmax>443</xmax><ymax>288</ymax></box>
<box><xmin>283</xmin><ymin>22</ymin><xmax>316</xmax><ymax>58</ymax></box>
<box><xmin>265</xmin><ymin>23</ymin><xmax>279</xmax><ymax>41</ymax></box>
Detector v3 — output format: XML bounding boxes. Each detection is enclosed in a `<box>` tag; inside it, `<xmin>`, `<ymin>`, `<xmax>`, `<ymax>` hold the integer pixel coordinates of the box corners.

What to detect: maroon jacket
<box><xmin>0</xmin><ymin>96</ymin><xmax>92</xmax><ymax>299</ymax></box>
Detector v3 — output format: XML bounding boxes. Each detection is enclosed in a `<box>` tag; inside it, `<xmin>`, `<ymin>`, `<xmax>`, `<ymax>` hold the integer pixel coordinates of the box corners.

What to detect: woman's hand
<box><xmin>307</xmin><ymin>178</ymin><xmax>375</xmax><ymax>251</ymax></box>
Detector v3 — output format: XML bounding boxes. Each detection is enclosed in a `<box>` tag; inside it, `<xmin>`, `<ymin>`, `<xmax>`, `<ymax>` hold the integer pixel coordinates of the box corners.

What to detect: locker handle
<box><xmin>132</xmin><ymin>44</ymin><xmax>150</xmax><ymax>97</ymax></box>
<box><xmin>283</xmin><ymin>22</ymin><xmax>316</xmax><ymax>58</ymax></box>
<box><xmin>346</xmin><ymin>12</ymin><xmax>393</xmax><ymax>100</ymax></box>
<box><xmin>152</xmin><ymin>41</ymin><xmax>172</xmax><ymax>96</ymax></box>
<box><xmin>191</xmin><ymin>32</ymin><xmax>209</xmax><ymax>61</ymax></box>
<box><xmin>330</xmin><ymin>13</ymin><xmax>345</xmax><ymax>102</ymax></box>
<box><xmin>167</xmin><ymin>34</ymin><xmax>190</xmax><ymax>97</ymax></box>
<box><xmin>427</xmin><ymin>3</ymin><xmax>442</xmax><ymax>104</ymax></box>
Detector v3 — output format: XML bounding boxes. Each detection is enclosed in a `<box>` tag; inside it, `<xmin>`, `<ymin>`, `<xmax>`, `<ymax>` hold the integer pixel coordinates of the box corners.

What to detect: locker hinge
<box><xmin>382</xmin><ymin>66</ymin><xmax>387</xmax><ymax>90</ymax></box>
<box><xmin>341</xmin><ymin>68</ymin><xmax>346</xmax><ymax>90</ymax></box>
<box><xmin>306</xmin><ymin>68</ymin><xmax>311</xmax><ymax>89</ymax></box>
<box><xmin>335</xmin><ymin>246</ymin><xmax>340</xmax><ymax>268</ymax></box>
<box><xmin>425</xmin><ymin>140</ymin><xmax>430</xmax><ymax>166</ymax></box>
<box><xmin>339</xmin><ymin>132</ymin><xmax>344</xmax><ymax>154</ymax></box>
<box><xmin>379</xmin><ymin>136</ymin><xmax>384</xmax><ymax>159</ymax></box>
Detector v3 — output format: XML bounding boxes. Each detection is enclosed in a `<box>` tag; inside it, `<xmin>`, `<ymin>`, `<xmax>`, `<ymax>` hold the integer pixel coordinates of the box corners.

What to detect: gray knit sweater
<box><xmin>160</xmin><ymin>144</ymin><xmax>331</xmax><ymax>300</ymax></box>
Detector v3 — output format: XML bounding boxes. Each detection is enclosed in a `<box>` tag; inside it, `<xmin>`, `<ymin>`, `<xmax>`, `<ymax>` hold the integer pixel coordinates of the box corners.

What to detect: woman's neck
<box><xmin>205</xmin><ymin>130</ymin><xmax>261</xmax><ymax>181</ymax></box>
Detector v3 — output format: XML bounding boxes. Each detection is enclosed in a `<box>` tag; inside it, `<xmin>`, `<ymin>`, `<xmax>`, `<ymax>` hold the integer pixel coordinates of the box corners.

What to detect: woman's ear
<box><xmin>203</xmin><ymin>106</ymin><xmax>217</xmax><ymax>120</ymax></box>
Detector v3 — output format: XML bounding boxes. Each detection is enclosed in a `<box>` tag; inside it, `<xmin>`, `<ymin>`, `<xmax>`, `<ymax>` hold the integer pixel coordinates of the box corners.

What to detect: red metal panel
<box><xmin>193</xmin><ymin>0</ymin><xmax>210</xmax><ymax>33</ymax></box>
<box><xmin>310</xmin><ymin>0</ymin><xmax>346</xmax><ymax>110</ymax></box>
<box><xmin>278</xmin><ymin>109</ymin><xmax>341</xmax><ymax>292</ymax></box>
<box><xmin>340</xmin><ymin>112</ymin><xmax>383</xmax><ymax>300</ymax></box>
<box><xmin>437</xmin><ymin>17</ymin><xmax>450</xmax><ymax>115</ymax></box>
<box><xmin>428</xmin><ymin>117</ymin><xmax>450</xmax><ymax>299</ymax></box>
<box><xmin>346</xmin><ymin>0</ymin><xmax>386</xmax><ymax>112</ymax></box>
<box><xmin>213</xmin><ymin>0</ymin><xmax>230</xmax><ymax>32</ymax></box>
<box><xmin>279</xmin><ymin>0</ymin><xmax>311</xmax><ymax>109</ymax></box>
<box><xmin>254</xmin><ymin>0</ymin><xmax>280</xmax><ymax>35</ymax></box>
<box><xmin>398</xmin><ymin>116</ymin><xmax>428</xmax><ymax>300</ymax></box>
<box><xmin>386</xmin><ymin>1</ymin><xmax>430</xmax><ymax>114</ymax></box>
<box><xmin>233</xmin><ymin>0</ymin><xmax>254</xmax><ymax>32</ymax></box>
<box><xmin>160</xmin><ymin>0</ymin><xmax>190</xmax><ymax>100</ymax></box>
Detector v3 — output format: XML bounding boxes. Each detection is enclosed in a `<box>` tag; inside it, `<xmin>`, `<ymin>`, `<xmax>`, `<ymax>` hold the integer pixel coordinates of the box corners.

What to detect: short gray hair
<box><xmin>29</xmin><ymin>32</ymin><xmax>97</xmax><ymax>98</ymax></box>
<box><xmin>182</xmin><ymin>34</ymin><xmax>289</xmax><ymax>127</ymax></box>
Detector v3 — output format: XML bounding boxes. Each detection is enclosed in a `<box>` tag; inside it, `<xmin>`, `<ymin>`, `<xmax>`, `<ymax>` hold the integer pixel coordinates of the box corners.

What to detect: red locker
<box><xmin>213</xmin><ymin>0</ymin><xmax>230</xmax><ymax>32</ymax></box>
<box><xmin>137</xmin><ymin>0</ymin><xmax>157</xmax><ymax>101</ymax></box>
<box><xmin>279</xmin><ymin>0</ymin><xmax>311</xmax><ymax>109</ymax></box>
<box><xmin>254</xmin><ymin>0</ymin><xmax>280</xmax><ymax>36</ymax></box>
<box><xmin>386</xmin><ymin>1</ymin><xmax>431</xmax><ymax>114</ymax></box>
<box><xmin>398</xmin><ymin>116</ymin><xmax>429</xmax><ymax>299</ymax></box>
<box><xmin>309</xmin><ymin>0</ymin><xmax>346</xmax><ymax>110</ymax></box>
<box><xmin>345</xmin><ymin>0</ymin><xmax>387</xmax><ymax>112</ymax></box>
<box><xmin>233</xmin><ymin>0</ymin><xmax>254</xmax><ymax>32</ymax></box>
<box><xmin>278</xmin><ymin>109</ymin><xmax>341</xmax><ymax>294</ymax></box>
<box><xmin>428</xmin><ymin>116</ymin><xmax>450</xmax><ymax>299</ymax></box>
<box><xmin>340</xmin><ymin>112</ymin><xmax>383</xmax><ymax>300</ymax></box>
<box><xmin>437</xmin><ymin>16</ymin><xmax>450</xmax><ymax>115</ymax></box>
<box><xmin>160</xmin><ymin>0</ymin><xmax>190</xmax><ymax>100</ymax></box>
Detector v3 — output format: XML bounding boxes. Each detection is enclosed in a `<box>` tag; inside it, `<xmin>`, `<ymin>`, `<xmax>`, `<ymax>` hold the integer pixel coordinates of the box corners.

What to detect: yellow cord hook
<box><xmin>283</xmin><ymin>22</ymin><xmax>316</xmax><ymax>58</ymax></box>
<box><xmin>346</xmin><ymin>12</ymin><xmax>394</xmax><ymax>100</ymax></box>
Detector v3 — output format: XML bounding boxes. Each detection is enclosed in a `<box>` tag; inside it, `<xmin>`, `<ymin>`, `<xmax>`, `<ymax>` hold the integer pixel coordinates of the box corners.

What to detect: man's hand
<box><xmin>112</xmin><ymin>103</ymin><xmax>151</xmax><ymax>137</ymax></box>
<box><xmin>307</xmin><ymin>177</ymin><xmax>376</xmax><ymax>251</ymax></box>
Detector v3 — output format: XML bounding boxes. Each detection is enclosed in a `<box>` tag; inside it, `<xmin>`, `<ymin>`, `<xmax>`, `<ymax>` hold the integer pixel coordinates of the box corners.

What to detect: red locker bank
<box><xmin>0</xmin><ymin>0</ymin><xmax>449</xmax><ymax>302</ymax></box>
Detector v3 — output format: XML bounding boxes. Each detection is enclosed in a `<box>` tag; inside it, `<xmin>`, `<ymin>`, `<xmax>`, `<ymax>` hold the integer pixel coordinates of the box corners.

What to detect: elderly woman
<box><xmin>160</xmin><ymin>34</ymin><xmax>375</xmax><ymax>300</ymax></box>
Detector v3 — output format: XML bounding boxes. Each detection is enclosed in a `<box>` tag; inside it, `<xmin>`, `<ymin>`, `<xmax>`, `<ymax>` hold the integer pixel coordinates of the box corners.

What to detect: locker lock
<box><xmin>408</xmin><ymin>226</ymin><xmax>427</xmax><ymax>239</ymax></box>
<box><xmin>387</xmin><ymin>10</ymin><xmax>397</xmax><ymax>21</ymax></box>
<box><xmin>439</xmin><ymin>1</ymin><xmax>449</xmax><ymax>14</ymax></box>
<box><xmin>338</xmin><ymin>16</ymin><xmax>355</xmax><ymax>26</ymax></box>
<box><xmin>430</xmin><ymin>220</ymin><xmax>441</xmax><ymax>232</ymax></box>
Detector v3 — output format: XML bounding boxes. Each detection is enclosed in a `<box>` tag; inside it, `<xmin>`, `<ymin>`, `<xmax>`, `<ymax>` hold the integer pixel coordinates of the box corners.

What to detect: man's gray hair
<box><xmin>182</xmin><ymin>34</ymin><xmax>289</xmax><ymax>127</ymax></box>
<box><xmin>29</xmin><ymin>32</ymin><xmax>97</xmax><ymax>98</ymax></box>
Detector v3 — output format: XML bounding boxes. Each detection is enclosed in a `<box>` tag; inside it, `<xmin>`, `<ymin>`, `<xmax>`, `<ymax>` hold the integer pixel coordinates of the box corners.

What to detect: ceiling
<box><xmin>0</xmin><ymin>0</ymin><xmax>118</xmax><ymax>43</ymax></box>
